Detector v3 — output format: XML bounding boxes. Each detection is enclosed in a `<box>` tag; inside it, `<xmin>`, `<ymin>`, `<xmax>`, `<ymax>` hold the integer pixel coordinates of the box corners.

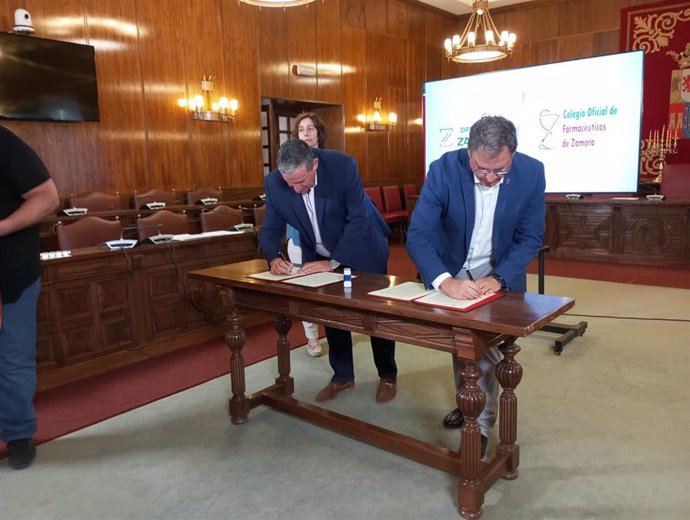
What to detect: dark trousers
<box><xmin>324</xmin><ymin>326</ymin><xmax>397</xmax><ymax>383</ymax></box>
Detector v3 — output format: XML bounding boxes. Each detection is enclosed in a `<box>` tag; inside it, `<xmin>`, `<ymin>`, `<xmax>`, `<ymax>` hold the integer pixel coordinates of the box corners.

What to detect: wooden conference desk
<box><xmin>36</xmin><ymin>232</ymin><xmax>259</xmax><ymax>390</ymax></box>
<box><xmin>189</xmin><ymin>259</ymin><xmax>575</xmax><ymax>519</ymax></box>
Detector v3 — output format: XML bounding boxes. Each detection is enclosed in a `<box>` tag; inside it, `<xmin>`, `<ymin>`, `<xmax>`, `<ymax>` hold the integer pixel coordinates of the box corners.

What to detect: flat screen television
<box><xmin>0</xmin><ymin>33</ymin><xmax>99</xmax><ymax>122</ymax></box>
<box><xmin>423</xmin><ymin>51</ymin><xmax>644</xmax><ymax>194</ymax></box>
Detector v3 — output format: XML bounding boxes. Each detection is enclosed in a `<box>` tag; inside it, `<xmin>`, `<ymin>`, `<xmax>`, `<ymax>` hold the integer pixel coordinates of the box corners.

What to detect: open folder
<box><xmin>248</xmin><ymin>270</ymin><xmax>352</xmax><ymax>288</ymax></box>
<box><xmin>368</xmin><ymin>281</ymin><xmax>502</xmax><ymax>312</ymax></box>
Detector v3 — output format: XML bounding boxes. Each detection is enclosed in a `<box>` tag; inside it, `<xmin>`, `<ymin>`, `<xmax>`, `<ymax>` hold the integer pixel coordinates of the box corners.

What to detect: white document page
<box><xmin>281</xmin><ymin>272</ymin><xmax>347</xmax><ymax>288</ymax></box>
<box><xmin>249</xmin><ymin>268</ymin><xmax>301</xmax><ymax>282</ymax></box>
<box><xmin>368</xmin><ymin>281</ymin><xmax>433</xmax><ymax>301</ymax></box>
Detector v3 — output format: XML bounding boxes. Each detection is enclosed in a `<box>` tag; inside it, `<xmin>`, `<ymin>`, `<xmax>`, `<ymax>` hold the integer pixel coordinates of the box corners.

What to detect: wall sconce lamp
<box><xmin>356</xmin><ymin>98</ymin><xmax>397</xmax><ymax>131</ymax></box>
<box><xmin>178</xmin><ymin>76</ymin><xmax>238</xmax><ymax>122</ymax></box>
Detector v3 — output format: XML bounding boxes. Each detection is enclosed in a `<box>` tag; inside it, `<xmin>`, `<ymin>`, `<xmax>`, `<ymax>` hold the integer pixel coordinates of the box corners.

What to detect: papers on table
<box><xmin>248</xmin><ymin>270</ymin><xmax>354</xmax><ymax>288</ymax></box>
<box><xmin>248</xmin><ymin>271</ymin><xmax>503</xmax><ymax>312</ymax></box>
<box><xmin>367</xmin><ymin>281</ymin><xmax>433</xmax><ymax>301</ymax></box>
<box><xmin>172</xmin><ymin>230</ymin><xmax>243</xmax><ymax>242</ymax></box>
<box><xmin>369</xmin><ymin>281</ymin><xmax>503</xmax><ymax>312</ymax></box>
<box><xmin>282</xmin><ymin>272</ymin><xmax>348</xmax><ymax>288</ymax></box>
<box><xmin>249</xmin><ymin>267</ymin><xmax>302</xmax><ymax>281</ymax></box>
<box><xmin>414</xmin><ymin>290</ymin><xmax>503</xmax><ymax>312</ymax></box>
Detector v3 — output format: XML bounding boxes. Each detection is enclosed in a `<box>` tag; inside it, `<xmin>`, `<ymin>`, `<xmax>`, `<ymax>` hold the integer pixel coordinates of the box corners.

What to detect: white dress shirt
<box><xmin>432</xmin><ymin>176</ymin><xmax>503</xmax><ymax>289</ymax></box>
<box><xmin>302</xmin><ymin>173</ymin><xmax>331</xmax><ymax>258</ymax></box>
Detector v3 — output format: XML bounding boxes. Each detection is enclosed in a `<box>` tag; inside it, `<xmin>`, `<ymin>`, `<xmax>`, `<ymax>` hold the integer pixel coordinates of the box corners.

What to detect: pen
<box><xmin>465</xmin><ymin>268</ymin><xmax>474</xmax><ymax>282</ymax></box>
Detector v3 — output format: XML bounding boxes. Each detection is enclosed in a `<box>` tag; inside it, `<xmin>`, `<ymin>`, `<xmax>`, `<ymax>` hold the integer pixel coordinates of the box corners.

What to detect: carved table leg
<box><xmin>457</xmin><ymin>360</ymin><xmax>486</xmax><ymax>520</ymax></box>
<box><xmin>219</xmin><ymin>287</ymin><xmax>249</xmax><ymax>425</ymax></box>
<box><xmin>496</xmin><ymin>340</ymin><xmax>523</xmax><ymax>479</ymax></box>
<box><xmin>273</xmin><ymin>315</ymin><xmax>294</xmax><ymax>395</ymax></box>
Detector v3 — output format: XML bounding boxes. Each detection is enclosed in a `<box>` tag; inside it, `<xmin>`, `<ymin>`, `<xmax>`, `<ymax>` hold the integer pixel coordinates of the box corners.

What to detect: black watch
<box><xmin>328</xmin><ymin>259</ymin><xmax>341</xmax><ymax>271</ymax></box>
<box><xmin>491</xmin><ymin>272</ymin><xmax>507</xmax><ymax>290</ymax></box>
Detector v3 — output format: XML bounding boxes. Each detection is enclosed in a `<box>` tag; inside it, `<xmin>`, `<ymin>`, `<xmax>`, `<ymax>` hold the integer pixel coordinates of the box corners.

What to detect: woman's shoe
<box><xmin>307</xmin><ymin>338</ymin><xmax>323</xmax><ymax>357</ymax></box>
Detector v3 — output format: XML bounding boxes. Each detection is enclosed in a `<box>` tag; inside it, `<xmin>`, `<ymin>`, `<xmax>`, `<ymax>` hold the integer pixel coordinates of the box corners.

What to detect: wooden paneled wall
<box><xmin>0</xmin><ymin>0</ymin><xmax>633</xmax><ymax>196</ymax></box>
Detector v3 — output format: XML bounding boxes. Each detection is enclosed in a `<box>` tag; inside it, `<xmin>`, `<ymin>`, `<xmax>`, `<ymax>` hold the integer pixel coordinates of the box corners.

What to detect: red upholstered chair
<box><xmin>136</xmin><ymin>210</ymin><xmax>189</xmax><ymax>240</ymax></box>
<box><xmin>364</xmin><ymin>186</ymin><xmax>384</xmax><ymax>213</ymax></box>
<box><xmin>133</xmin><ymin>189</ymin><xmax>178</xmax><ymax>209</ymax></box>
<box><xmin>660</xmin><ymin>163</ymin><xmax>690</xmax><ymax>200</ymax></box>
<box><xmin>200</xmin><ymin>205</ymin><xmax>243</xmax><ymax>232</ymax></box>
<box><xmin>187</xmin><ymin>187</ymin><xmax>223</xmax><ymax>205</ymax></box>
<box><xmin>382</xmin><ymin>185</ymin><xmax>409</xmax><ymax>241</ymax></box>
<box><xmin>56</xmin><ymin>216</ymin><xmax>123</xmax><ymax>250</ymax></box>
<box><xmin>69</xmin><ymin>191</ymin><xmax>121</xmax><ymax>212</ymax></box>
<box><xmin>402</xmin><ymin>184</ymin><xmax>417</xmax><ymax>210</ymax></box>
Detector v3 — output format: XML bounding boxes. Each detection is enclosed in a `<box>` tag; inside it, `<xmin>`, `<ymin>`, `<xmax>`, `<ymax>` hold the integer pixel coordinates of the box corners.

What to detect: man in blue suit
<box><xmin>406</xmin><ymin>115</ymin><xmax>545</xmax><ymax>455</ymax></box>
<box><xmin>259</xmin><ymin>139</ymin><xmax>398</xmax><ymax>403</ymax></box>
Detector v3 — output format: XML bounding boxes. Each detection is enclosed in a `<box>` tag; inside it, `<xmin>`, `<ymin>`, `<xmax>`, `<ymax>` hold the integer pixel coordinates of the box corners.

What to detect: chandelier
<box><xmin>238</xmin><ymin>0</ymin><xmax>315</xmax><ymax>7</ymax></box>
<box><xmin>444</xmin><ymin>0</ymin><xmax>516</xmax><ymax>63</ymax></box>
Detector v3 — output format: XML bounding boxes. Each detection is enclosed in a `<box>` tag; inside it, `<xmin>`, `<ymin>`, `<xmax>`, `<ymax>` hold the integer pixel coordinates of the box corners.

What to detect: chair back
<box><xmin>660</xmin><ymin>163</ymin><xmax>690</xmax><ymax>200</ymax></box>
<box><xmin>402</xmin><ymin>184</ymin><xmax>417</xmax><ymax>199</ymax></box>
<box><xmin>133</xmin><ymin>189</ymin><xmax>178</xmax><ymax>209</ymax></box>
<box><xmin>402</xmin><ymin>184</ymin><xmax>417</xmax><ymax>209</ymax></box>
<box><xmin>200</xmin><ymin>205</ymin><xmax>243</xmax><ymax>232</ymax></box>
<box><xmin>187</xmin><ymin>187</ymin><xmax>223</xmax><ymax>205</ymax></box>
<box><xmin>364</xmin><ymin>187</ymin><xmax>384</xmax><ymax>213</ymax></box>
<box><xmin>137</xmin><ymin>210</ymin><xmax>189</xmax><ymax>239</ymax></box>
<box><xmin>253</xmin><ymin>205</ymin><xmax>266</xmax><ymax>228</ymax></box>
<box><xmin>70</xmin><ymin>191</ymin><xmax>121</xmax><ymax>212</ymax></box>
<box><xmin>56</xmin><ymin>216</ymin><xmax>123</xmax><ymax>250</ymax></box>
<box><xmin>382</xmin><ymin>186</ymin><xmax>404</xmax><ymax>213</ymax></box>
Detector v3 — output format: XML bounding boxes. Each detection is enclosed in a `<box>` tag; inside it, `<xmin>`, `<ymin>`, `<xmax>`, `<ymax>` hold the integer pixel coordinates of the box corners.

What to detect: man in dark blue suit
<box><xmin>259</xmin><ymin>139</ymin><xmax>397</xmax><ymax>403</ymax></box>
<box><xmin>406</xmin><ymin>115</ymin><xmax>545</xmax><ymax>455</ymax></box>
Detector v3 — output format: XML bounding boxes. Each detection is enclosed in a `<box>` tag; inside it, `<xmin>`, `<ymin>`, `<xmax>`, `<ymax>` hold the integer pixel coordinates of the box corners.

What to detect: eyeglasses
<box><xmin>469</xmin><ymin>154</ymin><xmax>512</xmax><ymax>178</ymax></box>
<box><xmin>474</xmin><ymin>167</ymin><xmax>510</xmax><ymax>178</ymax></box>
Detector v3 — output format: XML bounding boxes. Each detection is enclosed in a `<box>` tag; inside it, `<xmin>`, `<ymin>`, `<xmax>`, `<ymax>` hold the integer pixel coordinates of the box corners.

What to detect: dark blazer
<box><xmin>406</xmin><ymin>148</ymin><xmax>545</xmax><ymax>292</ymax></box>
<box><xmin>260</xmin><ymin>148</ymin><xmax>391</xmax><ymax>274</ymax></box>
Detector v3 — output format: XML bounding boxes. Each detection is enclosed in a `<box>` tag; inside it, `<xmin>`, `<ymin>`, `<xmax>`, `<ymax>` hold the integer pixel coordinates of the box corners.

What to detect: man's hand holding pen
<box><xmin>439</xmin><ymin>268</ymin><xmax>500</xmax><ymax>300</ymax></box>
<box><xmin>270</xmin><ymin>251</ymin><xmax>294</xmax><ymax>275</ymax></box>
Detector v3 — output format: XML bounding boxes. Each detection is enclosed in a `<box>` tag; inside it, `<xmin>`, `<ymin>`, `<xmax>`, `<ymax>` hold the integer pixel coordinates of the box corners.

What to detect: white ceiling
<box><xmin>417</xmin><ymin>0</ymin><xmax>534</xmax><ymax>16</ymax></box>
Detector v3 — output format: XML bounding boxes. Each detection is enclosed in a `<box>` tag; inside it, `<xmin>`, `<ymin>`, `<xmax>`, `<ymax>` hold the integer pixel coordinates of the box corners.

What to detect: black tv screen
<box><xmin>0</xmin><ymin>33</ymin><xmax>99</xmax><ymax>122</ymax></box>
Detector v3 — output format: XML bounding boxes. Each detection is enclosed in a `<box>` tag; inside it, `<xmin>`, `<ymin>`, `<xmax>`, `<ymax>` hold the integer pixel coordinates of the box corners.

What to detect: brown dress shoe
<box><xmin>376</xmin><ymin>378</ymin><xmax>397</xmax><ymax>403</ymax></box>
<box><xmin>315</xmin><ymin>380</ymin><xmax>355</xmax><ymax>402</ymax></box>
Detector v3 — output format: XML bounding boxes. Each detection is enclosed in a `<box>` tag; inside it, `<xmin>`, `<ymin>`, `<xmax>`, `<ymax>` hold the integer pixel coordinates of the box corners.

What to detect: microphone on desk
<box><xmin>105</xmin><ymin>226</ymin><xmax>139</xmax><ymax>250</ymax></box>
<box><xmin>139</xmin><ymin>224</ymin><xmax>174</xmax><ymax>244</ymax></box>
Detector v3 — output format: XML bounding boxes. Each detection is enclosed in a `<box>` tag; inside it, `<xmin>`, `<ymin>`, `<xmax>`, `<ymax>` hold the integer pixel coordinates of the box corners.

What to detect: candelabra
<box><xmin>643</xmin><ymin>125</ymin><xmax>678</xmax><ymax>183</ymax></box>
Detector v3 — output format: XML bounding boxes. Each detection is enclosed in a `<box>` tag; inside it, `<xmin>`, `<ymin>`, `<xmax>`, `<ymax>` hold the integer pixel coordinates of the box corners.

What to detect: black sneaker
<box><xmin>7</xmin><ymin>438</ymin><xmax>36</xmax><ymax>470</ymax></box>
<box><xmin>443</xmin><ymin>408</ymin><xmax>464</xmax><ymax>429</ymax></box>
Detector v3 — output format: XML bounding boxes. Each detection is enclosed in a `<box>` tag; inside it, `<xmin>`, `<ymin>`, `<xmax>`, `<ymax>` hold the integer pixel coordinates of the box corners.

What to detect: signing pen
<box><xmin>465</xmin><ymin>268</ymin><xmax>474</xmax><ymax>282</ymax></box>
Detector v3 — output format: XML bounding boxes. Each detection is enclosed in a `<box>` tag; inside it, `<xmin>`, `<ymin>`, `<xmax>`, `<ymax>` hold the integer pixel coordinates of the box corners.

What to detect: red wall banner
<box><xmin>621</xmin><ymin>0</ymin><xmax>690</xmax><ymax>180</ymax></box>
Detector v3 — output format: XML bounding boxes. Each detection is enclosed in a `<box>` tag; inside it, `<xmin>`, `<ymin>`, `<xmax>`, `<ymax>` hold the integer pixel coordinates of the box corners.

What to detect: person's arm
<box><xmin>406</xmin><ymin>160</ymin><xmax>460</xmax><ymax>288</ymax></box>
<box><xmin>492</xmin><ymin>162</ymin><xmax>546</xmax><ymax>288</ymax></box>
<box><xmin>325</xmin><ymin>157</ymin><xmax>373</xmax><ymax>265</ymax></box>
<box><xmin>258</xmin><ymin>173</ymin><xmax>293</xmax><ymax>274</ymax></box>
<box><xmin>0</xmin><ymin>178</ymin><xmax>59</xmax><ymax>237</ymax></box>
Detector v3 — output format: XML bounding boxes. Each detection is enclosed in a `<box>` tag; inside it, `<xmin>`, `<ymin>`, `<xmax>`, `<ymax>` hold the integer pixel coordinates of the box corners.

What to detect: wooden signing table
<box><xmin>189</xmin><ymin>259</ymin><xmax>575</xmax><ymax>519</ymax></box>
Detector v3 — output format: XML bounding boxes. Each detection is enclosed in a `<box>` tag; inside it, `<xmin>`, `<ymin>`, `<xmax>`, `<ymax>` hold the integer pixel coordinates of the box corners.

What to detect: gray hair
<box><xmin>467</xmin><ymin>115</ymin><xmax>518</xmax><ymax>156</ymax></box>
<box><xmin>276</xmin><ymin>138</ymin><xmax>314</xmax><ymax>175</ymax></box>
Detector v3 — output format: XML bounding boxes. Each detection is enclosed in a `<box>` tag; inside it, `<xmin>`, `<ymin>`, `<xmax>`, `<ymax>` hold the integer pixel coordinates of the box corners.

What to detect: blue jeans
<box><xmin>0</xmin><ymin>278</ymin><xmax>40</xmax><ymax>442</ymax></box>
